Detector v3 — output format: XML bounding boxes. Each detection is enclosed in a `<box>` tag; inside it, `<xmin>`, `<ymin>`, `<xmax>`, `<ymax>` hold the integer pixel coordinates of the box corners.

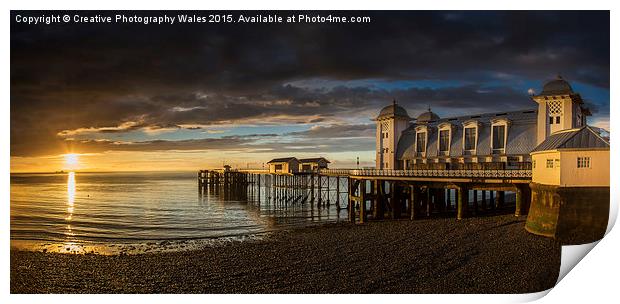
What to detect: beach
<box><xmin>11</xmin><ymin>214</ymin><xmax>560</xmax><ymax>294</ymax></box>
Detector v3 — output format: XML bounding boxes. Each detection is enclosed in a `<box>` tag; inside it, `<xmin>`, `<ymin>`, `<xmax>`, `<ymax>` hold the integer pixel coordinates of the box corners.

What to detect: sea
<box><xmin>10</xmin><ymin>171</ymin><xmax>348</xmax><ymax>255</ymax></box>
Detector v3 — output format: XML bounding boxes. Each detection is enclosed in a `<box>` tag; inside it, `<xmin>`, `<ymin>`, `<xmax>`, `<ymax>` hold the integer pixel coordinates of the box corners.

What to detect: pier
<box><xmin>198</xmin><ymin>167</ymin><xmax>532</xmax><ymax>223</ymax></box>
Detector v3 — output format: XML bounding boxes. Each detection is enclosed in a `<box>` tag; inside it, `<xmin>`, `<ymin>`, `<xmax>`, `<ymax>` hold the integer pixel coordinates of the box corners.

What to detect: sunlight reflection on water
<box><xmin>10</xmin><ymin>171</ymin><xmax>346</xmax><ymax>255</ymax></box>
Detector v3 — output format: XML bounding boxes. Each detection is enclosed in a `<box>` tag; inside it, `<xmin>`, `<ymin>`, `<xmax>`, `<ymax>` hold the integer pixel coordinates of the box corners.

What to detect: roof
<box><xmin>376</xmin><ymin>101</ymin><xmax>411</xmax><ymax>120</ymax></box>
<box><xmin>539</xmin><ymin>75</ymin><xmax>574</xmax><ymax>96</ymax></box>
<box><xmin>397</xmin><ymin>109</ymin><xmax>539</xmax><ymax>159</ymax></box>
<box><xmin>416</xmin><ymin>109</ymin><xmax>440</xmax><ymax>123</ymax></box>
<box><xmin>267</xmin><ymin>157</ymin><xmax>298</xmax><ymax>163</ymax></box>
<box><xmin>531</xmin><ymin>126</ymin><xmax>610</xmax><ymax>153</ymax></box>
<box><xmin>299</xmin><ymin>157</ymin><xmax>330</xmax><ymax>163</ymax></box>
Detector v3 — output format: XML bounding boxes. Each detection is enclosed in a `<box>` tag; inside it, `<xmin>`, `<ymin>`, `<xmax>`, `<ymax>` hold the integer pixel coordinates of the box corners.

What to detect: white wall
<box><xmin>532</xmin><ymin>151</ymin><xmax>561</xmax><ymax>185</ymax></box>
<box><xmin>531</xmin><ymin>149</ymin><xmax>609</xmax><ymax>187</ymax></box>
<box><xmin>560</xmin><ymin>150</ymin><xmax>610</xmax><ymax>187</ymax></box>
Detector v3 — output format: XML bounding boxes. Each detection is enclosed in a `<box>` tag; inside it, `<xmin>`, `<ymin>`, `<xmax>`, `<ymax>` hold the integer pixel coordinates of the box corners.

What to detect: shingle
<box><xmin>531</xmin><ymin>126</ymin><xmax>610</xmax><ymax>152</ymax></box>
<box><xmin>299</xmin><ymin>157</ymin><xmax>330</xmax><ymax>163</ymax></box>
<box><xmin>397</xmin><ymin>108</ymin><xmax>539</xmax><ymax>159</ymax></box>
<box><xmin>267</xmin><ymin>157</ymin><xmax>298</xmax><ymax>163</ymax></box>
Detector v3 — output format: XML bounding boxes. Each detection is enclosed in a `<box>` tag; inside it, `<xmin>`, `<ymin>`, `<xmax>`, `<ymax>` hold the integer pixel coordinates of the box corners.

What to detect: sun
<box><xmin>64</xmin><ymin>153</ymin><xmax>79</xmax><ymax>168</ymax></box>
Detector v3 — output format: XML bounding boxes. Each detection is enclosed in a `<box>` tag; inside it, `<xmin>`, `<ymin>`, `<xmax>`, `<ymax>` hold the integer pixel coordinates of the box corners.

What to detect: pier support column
<box><xmin>515</xmin><ymin>187</ymin><xmax>523</xmax><ymax>217</ymax></box>
<box><xmin>359</xmin><ymin>180</ymin><xmax>367</xmax><ymax>224</ymax></box>
<box><xmin>498</xmin><ymin>191</ymin><xmax>505</xmax><ymax>208</ymax></box>
<box><xmin>373</xmin><ymin>181</ymin><xmax>385</xmax><ymax>219</ymax></box>
<box><xmin>457</xmin><ymin>185</ymin><xmax>468</xmax><ymax>220</ymax></box>
<box><xmin>326</xmin><ymin>176</ymin><xmax>330</xmax><ymax>206</ymax></box>
<box><xmin>348</xmin><ymin>179</ymin><xmax>356</xmax><ymax>223</ymax></box>
<box><xmin>336</xmin><ymin>177</ymin><xmax>341</xmax><ymax>210</ymax></box>
<box><xmin>410</xmin><ymin>185</ymin><xmax>417</xmax><ymax>220</ymax></box>
<box><xmin>310</xmin><ymin>174</ymin><xmax>315</xmax><ymax>203</ymax></box>
<box><xmin>436</xmin><ymin>188</ymin><xmax>446</xmax><ymax>213</ymax></box>
<box><xmin>494</xmin><ymin>190</ymin><xmax>501</xmax><ymax>209</ymax></box>
<box><xmin>317</xmin><ymin>174</ymin><xmax>322</xmax><ymax>207</ymax></box>
<box><xmin>391</xmin><ymin>182</ymin><xmax>402</xmax><ymax>219</ymax></box>
<box><xmin>515</xmin><ymin>185</ymin><xmax>531</xmax><ymax>217</ymax></box>
<box><xmin>425</xmin><ymin>188</ymin><xmax>431</xmax><ymax>217</ymax></box>
<box><xmin>472</xmin><ymin>190</ymin><xmax>478</xmax><ymax>215</ymax></box>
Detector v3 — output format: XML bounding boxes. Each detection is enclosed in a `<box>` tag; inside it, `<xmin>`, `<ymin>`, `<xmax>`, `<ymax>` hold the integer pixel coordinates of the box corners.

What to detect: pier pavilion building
<box><xmin>376</xmin><ymin>76</ymin><xmax>592</xmax><ymax>171</ymax></box>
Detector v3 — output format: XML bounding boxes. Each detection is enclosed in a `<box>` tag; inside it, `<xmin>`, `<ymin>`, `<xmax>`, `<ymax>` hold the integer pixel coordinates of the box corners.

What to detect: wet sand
<box><xmin>10</xmin><ymin>214</ymin><xmax>560</xmax><ymax>293</ymax></box>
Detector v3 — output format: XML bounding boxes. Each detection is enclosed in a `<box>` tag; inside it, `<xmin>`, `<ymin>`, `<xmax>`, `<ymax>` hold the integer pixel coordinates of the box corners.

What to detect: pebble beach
<box><xmin>11</xmin><ymin>214</ymin><xmax>560</xmax><ymax>294</ymax></box>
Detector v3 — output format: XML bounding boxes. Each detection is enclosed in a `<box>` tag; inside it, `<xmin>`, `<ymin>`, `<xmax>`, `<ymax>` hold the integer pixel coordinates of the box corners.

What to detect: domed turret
<box><xmin>376</xmin><ymin>100</ymin><xmax>411</xmax><ymax>120</ymax></box>
<box><xmin>375</xmin><ymin>100</ymin><xmax>411</xmax><ymax>170</ymax></box>
<box><xmin>540</xmin><ymin>75</ymin><xmax>574</xmax><ymax>96</ymax></box>
<box><xmin>416</xmin><ymin>107</ymin><xmax>440</xmax><ymax>123</ymax></box>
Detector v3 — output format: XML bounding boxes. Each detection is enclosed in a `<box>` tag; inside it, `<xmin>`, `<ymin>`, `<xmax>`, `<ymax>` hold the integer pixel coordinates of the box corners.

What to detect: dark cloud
<box><xmin>288</xmin><ymin>124</ymin><xmax>375</xmax><ymax>138</ymax></box>
<box><xmin>61</xmin><ymin>133</ymin><xmax>374</xmax><ymax>155</ymax></box>
<box><xmin>10</xmin><ymin>11</ymin><xmax>610</xmax><ymax>157</ymax></box>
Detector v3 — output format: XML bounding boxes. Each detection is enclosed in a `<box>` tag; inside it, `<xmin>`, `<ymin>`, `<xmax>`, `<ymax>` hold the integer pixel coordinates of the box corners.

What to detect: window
<box><xmin>549</xmin><ymin>117</ymin><xmax>554</xmax><ymax>124</ymax></box>
<box><xmin>556</xmin><ymin>116</ymin><xmax>560</xmax><ymax>124</ymax></box>
<box><xmin>577</xmin><ymin>157</ymin><xmax>591</xmax><ymax>168</ymax></box>
<box><xmin>532</xmin><ymin>160</ymin><xmax>536</xmax><ymax>168</ymax></box>
<box><xmin>274</xmin><ymin>164</ymin><xmax>283</xmax><ymax>170</ymax></box>
<box><xmin>464</xmin><ymin>127</ymin><xmax>476</xmax><ymax>150</ymax></box>
<box><xmin>416</xmin><ymin>132</ymin><xmax>426</xmax><ymax>153</ymax></box>
<box><xmin>555</xmin><ymin>159</ymin><xmax>560</xmax><ymax>168</ymax></box>
<box><xmin>439</xmin><ymin>130</ymin><xmax>450</xmax><ymax>152</ymax></box>
<box><xmin>546</xmin><ymin>159</ymin><xmax>554</xmax><ymax>168</ymax></box>
<box><xmin>492</xmin><ymin>125</ymin><xmax>506</xmax><ymax>150</ymax></box>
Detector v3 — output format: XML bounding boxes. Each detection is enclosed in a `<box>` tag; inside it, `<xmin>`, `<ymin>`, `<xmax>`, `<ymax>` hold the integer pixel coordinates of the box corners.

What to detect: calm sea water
<box><xmin>10</xmin><ymin>171</ymin><xmax>347</xmax><ymax>254</ymax></box>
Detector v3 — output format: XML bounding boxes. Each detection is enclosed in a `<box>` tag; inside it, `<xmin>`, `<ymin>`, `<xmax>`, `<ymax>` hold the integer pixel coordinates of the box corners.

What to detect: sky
<box><xmin>10</xmin><ymin>11</ymin><xmax>610</xmax><ymax>172</ymax></box>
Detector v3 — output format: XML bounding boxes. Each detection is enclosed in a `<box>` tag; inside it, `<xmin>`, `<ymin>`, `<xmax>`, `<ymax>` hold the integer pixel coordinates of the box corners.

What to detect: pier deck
<box><xmin>198</xmin><ymin>168</ymin><xmax>532</xmax><ymax>223</ymax></box>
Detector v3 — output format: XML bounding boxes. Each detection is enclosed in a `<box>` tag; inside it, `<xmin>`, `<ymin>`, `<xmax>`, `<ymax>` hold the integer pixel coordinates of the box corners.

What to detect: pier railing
<box><xmin>319</xmin><ymin>168</ymin><xmax>532</xmax><ymax>179</ymax></box>
<box><xmin>203</xmin><ymin>168</ymin><xmax>532</xmax><ymax>179</ymax></box>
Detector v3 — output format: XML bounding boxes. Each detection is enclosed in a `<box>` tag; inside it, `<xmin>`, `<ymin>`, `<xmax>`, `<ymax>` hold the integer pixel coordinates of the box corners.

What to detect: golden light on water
<box><xmin>65</xmin><ymin>172</ymin><xmax>75</xmax><ymax>228</ymax></box>
<box><xmin>67</xmin><ymin>171</ymin><xmax>75</xmax><ymax>206</ymax></box>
